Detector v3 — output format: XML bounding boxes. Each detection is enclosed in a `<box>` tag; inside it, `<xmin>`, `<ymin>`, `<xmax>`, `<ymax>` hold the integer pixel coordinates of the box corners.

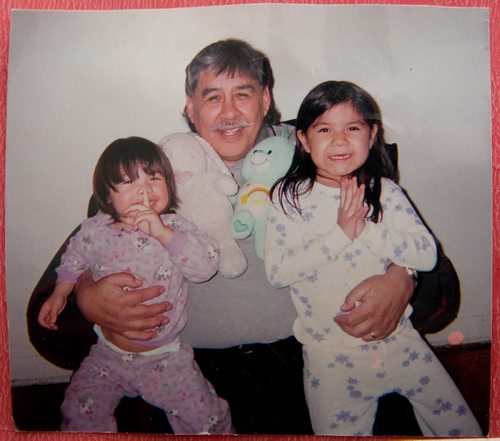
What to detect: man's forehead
<box><xmin>197</xmin><ymin>68</ymin><xmax>260</xmax><ymax>90</ymax></box>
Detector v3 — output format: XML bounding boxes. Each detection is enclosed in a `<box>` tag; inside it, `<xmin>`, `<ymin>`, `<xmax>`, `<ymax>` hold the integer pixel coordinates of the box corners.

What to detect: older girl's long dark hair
<box><xmin>272</xmin><ymin>81</ymin><xmax>397</xmax><ymax>223</ymax></box>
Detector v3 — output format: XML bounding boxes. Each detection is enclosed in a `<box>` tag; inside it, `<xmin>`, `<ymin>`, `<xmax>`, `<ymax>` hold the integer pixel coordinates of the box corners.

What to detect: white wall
<box><xmin>6</xmin><ymin>4</ymin><xmax>491</xmax><ymax>384</ymax></box>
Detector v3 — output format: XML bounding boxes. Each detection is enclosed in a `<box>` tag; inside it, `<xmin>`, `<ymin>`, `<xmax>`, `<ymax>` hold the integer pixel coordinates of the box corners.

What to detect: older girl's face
<box><xmin>109</xmin><ymin>168</ymin><xmax>169</xmax><ymax>224</ymax></box>
<box><xmin>297</xmin><ymin>102</ymin><xmax>378</xmax><ymax>187</ymax></box>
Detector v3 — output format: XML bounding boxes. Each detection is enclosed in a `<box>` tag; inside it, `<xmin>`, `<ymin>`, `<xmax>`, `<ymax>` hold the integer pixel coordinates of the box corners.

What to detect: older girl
<box><xmin>265</xmin><ymin>81</ymin><xmax>482</xmax><ymax>436</ymax></box>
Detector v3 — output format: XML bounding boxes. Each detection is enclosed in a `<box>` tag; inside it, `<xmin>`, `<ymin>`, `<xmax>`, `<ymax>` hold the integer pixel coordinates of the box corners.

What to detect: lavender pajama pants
<box><xmin>302</xmin><ymin>324</ymin><xmax>483</xmax><ymax>436</ymax></box>
<box><xmin>60</xmin><ymin>342</ymin><xmax>233</xmax><ymax>434</ymax></box>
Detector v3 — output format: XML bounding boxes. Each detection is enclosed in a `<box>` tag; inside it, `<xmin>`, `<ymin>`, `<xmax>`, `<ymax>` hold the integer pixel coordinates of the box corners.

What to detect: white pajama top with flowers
<box><xmin>265</xmin><ymin>178</ymin><xmax>437</xmax><ymax>348</ymax></box>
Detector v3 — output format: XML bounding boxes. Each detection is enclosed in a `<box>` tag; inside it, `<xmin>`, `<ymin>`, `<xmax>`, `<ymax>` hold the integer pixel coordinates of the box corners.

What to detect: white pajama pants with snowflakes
<box><xmin>60</xmin><ymin>342</ymin><xmax>233</xmax><ymax>434</ymax></box>
<box><xmin>302</xmin><ymin>324</ymin><xmax>483</xmax><ymax>436</ymax></box>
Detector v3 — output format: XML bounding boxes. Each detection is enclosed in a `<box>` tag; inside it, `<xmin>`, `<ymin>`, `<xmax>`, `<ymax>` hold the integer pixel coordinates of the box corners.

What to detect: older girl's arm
<box><xmin>264</xmin><ymin>200</ymin><xmax>351</xmax><ymax>288</ymax></box>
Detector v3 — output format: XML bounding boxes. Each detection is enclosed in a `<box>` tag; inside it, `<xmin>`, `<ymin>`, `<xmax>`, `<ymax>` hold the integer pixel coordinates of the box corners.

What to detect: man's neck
<box><xmin>223</xmin><ymin>159</ymin><xmax>238</xmax><ymax>168</ymax></box>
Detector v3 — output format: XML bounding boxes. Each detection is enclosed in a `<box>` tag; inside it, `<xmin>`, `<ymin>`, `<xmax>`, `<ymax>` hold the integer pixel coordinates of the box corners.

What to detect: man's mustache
<box><xmin>210</xmin><ymin>119</ymin><xmax>255</xmax><ymax>131</ymax></box>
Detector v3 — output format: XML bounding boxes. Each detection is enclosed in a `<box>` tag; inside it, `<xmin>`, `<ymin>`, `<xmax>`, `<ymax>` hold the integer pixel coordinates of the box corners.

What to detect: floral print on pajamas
<box><xmin>61</xmin><ymin>343</ymin><xmax>232</xmax><ymax>434</ymax></box>
<box><xmin>302</xmin><ymin>325</ymin><xmax>482</xmax><ymax>436</ymax></box>
<box><xmin>56</xmin><ymin>211</ymin><xmax>233</xmax><ymax>433</ymax></box>
<box><xmin>264</xmin><ymin>178</ymin><xmax>482</xmax><ymax>436</ymax></box>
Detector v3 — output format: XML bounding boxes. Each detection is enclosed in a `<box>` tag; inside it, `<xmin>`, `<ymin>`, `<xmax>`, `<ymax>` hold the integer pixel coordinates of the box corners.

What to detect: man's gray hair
<box><xmin>183</xmin><ymin>38</ymin><xmax>281</xmax><ymax>131</ymax></box>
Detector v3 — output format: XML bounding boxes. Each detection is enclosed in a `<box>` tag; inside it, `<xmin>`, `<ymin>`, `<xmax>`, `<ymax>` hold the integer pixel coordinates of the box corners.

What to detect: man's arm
<box><xmin>334</xmin><ymin>265</ymin><xmax>415</xmax><ymax>341</ymax></box>
<box><xmin>74</xmin><ymin>271</ymin><xmax>172</xmax><ymax>340</ymax></box>
<box><xmin>26</xmin><ymin>223</ymin><xmax>172</xmax><ymax>370</ymax></box>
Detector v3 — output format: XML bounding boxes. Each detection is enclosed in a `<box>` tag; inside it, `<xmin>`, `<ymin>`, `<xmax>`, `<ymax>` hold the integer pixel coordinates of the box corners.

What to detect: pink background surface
<box><xmin>0</xmin><ymin>0</ymin><xmax>497</xmax><ymax>439</ymax></box>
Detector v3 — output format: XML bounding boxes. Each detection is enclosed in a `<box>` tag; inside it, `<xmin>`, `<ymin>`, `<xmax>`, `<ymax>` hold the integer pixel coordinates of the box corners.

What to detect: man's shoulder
<box><xmin>272</xmin><ymin>123</ymin><xmax>296</xmax><ymax>141</ymax></box>
<box><xmin>258</xmin><ymin>123</ymin><xmax>296</xmax><ymax>144</ymax></box>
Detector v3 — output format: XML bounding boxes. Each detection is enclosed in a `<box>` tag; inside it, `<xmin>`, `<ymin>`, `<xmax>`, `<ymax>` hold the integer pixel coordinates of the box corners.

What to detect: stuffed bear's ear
<box><xmin>174</xmin><ymin>170</ymin><xmax>194</xmax><ymax>185</ymax></box>
<box><xmin>158</xmin><ymin>132</ymin><xmax>211</xmax><ymax>173</ymax></box>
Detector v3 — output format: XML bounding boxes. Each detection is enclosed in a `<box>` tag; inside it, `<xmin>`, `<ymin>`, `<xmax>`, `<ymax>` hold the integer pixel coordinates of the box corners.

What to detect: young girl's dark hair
<box><xmin>93</xmin><ymin>136</ymin><xmax>179</xmax><ymax>220</ymax></box>
<box><xmin>273</xmin><ymin>80</ymin><xmax>397</xmax><ymax>223</ymax></box>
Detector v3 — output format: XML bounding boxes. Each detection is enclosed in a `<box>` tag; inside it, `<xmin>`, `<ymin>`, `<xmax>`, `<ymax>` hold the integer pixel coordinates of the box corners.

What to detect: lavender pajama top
<box><xmin>56</xmin><ymin>211</ymin><xmax>219</xmax><ymax>351</ymax></box>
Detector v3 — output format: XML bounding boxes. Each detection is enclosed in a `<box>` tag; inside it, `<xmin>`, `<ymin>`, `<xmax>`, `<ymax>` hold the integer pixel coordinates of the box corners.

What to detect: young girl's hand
<box><xmin>38</xmin><ymin>290</ymin><xmax>69</xmax><ymax>330</ymax></box>
<box><xmin>126</xmin><ymin>192</ymin><xmax>173</xmax><ymax>245</ymax></box>
<box><xmin>338</xmin><ymin>177</ymin><xmax>367</xmax><ymax>241</ymax></box>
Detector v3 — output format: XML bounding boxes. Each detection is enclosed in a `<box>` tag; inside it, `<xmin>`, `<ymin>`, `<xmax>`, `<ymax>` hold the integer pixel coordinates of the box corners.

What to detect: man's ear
<box><xmin>297</xmin><ymin>130</ymin><xmax>310</xmax><ymax>153</ymax></box>
<box><xmin>262</xmin><ymin>86</ymin><xmax>271</xmax><ymax>116</ymax></box>
<box><xmin>185</xmin><ymin>97</ymin><xmax>194</xmax><ymax>123</ymax></box>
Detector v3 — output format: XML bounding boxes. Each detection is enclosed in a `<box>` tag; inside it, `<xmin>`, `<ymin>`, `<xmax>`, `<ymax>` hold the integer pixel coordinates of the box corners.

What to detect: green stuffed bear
<box><xmin>231</xmin><ymin>136</ymin><xmax>295</xmax><ymax>259</ymax></box>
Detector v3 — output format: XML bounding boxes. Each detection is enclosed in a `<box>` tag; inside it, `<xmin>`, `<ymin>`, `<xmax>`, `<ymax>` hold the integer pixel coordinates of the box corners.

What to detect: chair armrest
<box><xmin>26</xmin><ymin>224</ymin><xmax>96</xmax><ymax>371</ymax></box>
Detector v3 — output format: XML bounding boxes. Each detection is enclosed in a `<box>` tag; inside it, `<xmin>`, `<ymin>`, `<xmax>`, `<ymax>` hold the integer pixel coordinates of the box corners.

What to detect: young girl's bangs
<box><xmin>116</xmin><ymin>157</ymin><xmax>165</xmax><ymax>183</ymax></box>
<box><xmin>93</xmin><ymin>137</ymin><xmax>178</xmax><ymax>217</ymax></box>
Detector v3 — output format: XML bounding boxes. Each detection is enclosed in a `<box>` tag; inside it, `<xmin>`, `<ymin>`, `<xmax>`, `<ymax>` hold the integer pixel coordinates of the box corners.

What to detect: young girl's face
<box><xmin>297</xmin><ymin>101</ymin><xmax>378</xmax><ymax>187</ymax></box>
<box><xmin>109</xmin><ymin>168</ymin><xmax>170</xmax><ymax>224</ymax></box>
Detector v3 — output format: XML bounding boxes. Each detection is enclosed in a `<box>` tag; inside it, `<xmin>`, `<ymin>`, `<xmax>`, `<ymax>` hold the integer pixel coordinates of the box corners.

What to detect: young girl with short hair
<box><xmin>39</xmin><ymin>137</ymin><xmax>233</xmax><ymax>434</ymax></box>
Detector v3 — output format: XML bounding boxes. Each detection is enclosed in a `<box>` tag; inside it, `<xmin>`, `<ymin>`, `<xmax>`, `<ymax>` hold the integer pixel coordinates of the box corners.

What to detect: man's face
<box><xmin>185</xmin><ymin>69</ymin><xmax>271</xmax><ymax>166</ymax></box>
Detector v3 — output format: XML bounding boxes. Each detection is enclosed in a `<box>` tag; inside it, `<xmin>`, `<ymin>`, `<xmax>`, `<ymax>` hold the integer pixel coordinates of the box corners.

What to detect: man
<box><xmin>32</xmin><ymin>39</ymin><xmax>416</xmax><ymax>434</ymax></box>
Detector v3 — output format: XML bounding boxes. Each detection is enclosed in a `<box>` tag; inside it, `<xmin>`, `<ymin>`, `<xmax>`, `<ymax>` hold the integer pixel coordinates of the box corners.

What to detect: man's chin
<box><xmin>215</xmin><ymin>143</ymin><xmax>252</xmax><ymax>162</ymax></box>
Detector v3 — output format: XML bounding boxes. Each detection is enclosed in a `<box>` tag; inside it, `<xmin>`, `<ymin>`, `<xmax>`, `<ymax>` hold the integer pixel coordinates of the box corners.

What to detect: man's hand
<box><xmin>75</xmin><ymin>271</ymin><xmax>171</xmax><ymax>340</ymax></box>
<box><xmin>334</xmin><ymin>265</ymin><xmax>414</xmax><ymax>341</ymax></box>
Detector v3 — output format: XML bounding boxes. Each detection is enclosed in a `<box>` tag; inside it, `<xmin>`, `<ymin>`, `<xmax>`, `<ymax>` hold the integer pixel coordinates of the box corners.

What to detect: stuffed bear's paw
<box><xmin>215</xmin><ymin>174</ymin><xmax>238</xmax><ymax>196</ymax></box>
<box><xmin>231</xmin><ymin>210</ymin><xmax>254</xmax><ymax>240</ymax></box>
<box><xmin>218</xmin><ymin>244</ymin><xmax>247</xmax><ymax>278</ymax></box>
